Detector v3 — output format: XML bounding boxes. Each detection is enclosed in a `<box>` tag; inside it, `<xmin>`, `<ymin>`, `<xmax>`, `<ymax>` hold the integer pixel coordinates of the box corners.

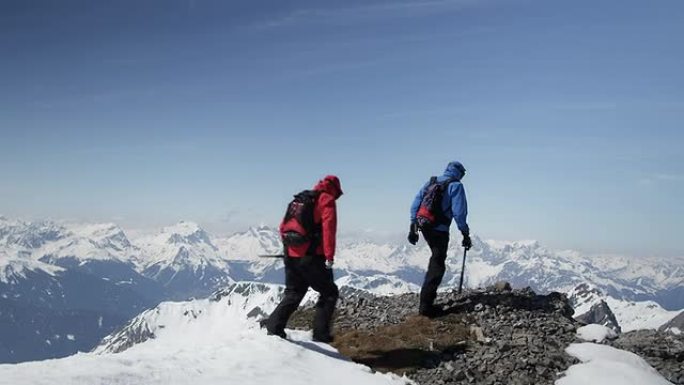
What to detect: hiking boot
<box><xmin>312</xmin><ymin>333</ymin><xmax>334</xmax><ymax>343</ymax></box>
<box><xmin>259</xmin><ymin>318</ymin><xmax>286</xmax><ymax>339</ymax></box>
<box><xmin>268</xmin><ymin>329</ymin><xmax>287</xmax><ymax>339</ymax></box>
<box><xmin>419</xmin><ymin>304</ymin><xmax>444</xmax><ymax>318</ymax></box>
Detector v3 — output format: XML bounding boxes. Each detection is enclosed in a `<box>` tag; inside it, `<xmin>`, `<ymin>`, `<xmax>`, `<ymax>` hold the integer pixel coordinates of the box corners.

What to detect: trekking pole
<box><xmin>458</xmin><ymin>248</ymin><xmax>467</xmax><ymax>294</ymax></box>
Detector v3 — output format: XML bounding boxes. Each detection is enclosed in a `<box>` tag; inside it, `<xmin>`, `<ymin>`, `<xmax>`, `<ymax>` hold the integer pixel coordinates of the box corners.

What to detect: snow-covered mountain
<box><xmin>568</xmin><ymin>283</ymin><xmax>622</xmax><ymax>332</ymax></box>
<box><xmin>95</xmin><ymin>282</ymin><xmax>284</xmax><ymax>354</ymax></box>
<box><xmin>214</xmin><ymin>226</ymin><xmax>284</xmax><ymax>282</ymax></box>
<box><xmin>0</xmin><ymin>284</ymin><xmax>408</xmax><ymax>385</ymax></box>
<box><xmin>214</xmin><ymin>227</ymin><xmax>684</xmax><ymax>311</ymax></box>
<box><xmin>659</xmin><ymin>311</ymin><xmax>684</xmax><ymax>335</ymax></box>
<box><xmin>2</xmin><ymin>215</ymin><xmax>683</xmax><ymax>363</ymax></box>
<box><xmin>335</xmin><ymin>272</ymin><xmax>420</xmax><ymax>296</ymax></box>
<box><xmin>137</xmin><ymin>221</ymin><xmax>233</xmax><ymax>299</ymax></box>
<box><xmin>568</xmin><ymin>283</ymin><xmax>682</xmax><ymax>332</ymax></box>
<box><xmin>0</xmin><ymin>218</ymin><xmax>165</xmax><ymax>363</ymax></box>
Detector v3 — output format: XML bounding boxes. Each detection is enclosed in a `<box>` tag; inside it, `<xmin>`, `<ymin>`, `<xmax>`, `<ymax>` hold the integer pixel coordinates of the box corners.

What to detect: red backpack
<box><xmin>416</xmin><ymin>177</ymin><xmax>455</xmax><ymax>229</ymax></box>
<box><xmin>280</xmin><ymin>190</ymin><xmax>321</xmax><ymax>253</ymax></box>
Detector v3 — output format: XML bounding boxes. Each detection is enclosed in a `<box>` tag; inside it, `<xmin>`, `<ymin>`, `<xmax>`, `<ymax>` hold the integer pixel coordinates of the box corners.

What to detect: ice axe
<box><xmin>458</xmin><ymin>248</ymin><xmax>468</xmax><ymax>294</ymax></box>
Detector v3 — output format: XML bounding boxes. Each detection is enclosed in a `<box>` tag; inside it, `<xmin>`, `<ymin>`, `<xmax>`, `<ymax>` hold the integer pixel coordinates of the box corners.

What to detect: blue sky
<box><xmin>1</xmin><ymin>0</ymin><xmax>683</xmax><ymax>256</ymax></box>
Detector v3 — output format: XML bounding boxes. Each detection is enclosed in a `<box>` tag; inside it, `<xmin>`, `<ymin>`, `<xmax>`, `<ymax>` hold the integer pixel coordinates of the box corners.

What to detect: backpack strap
<box><xmin>305</xmin><ymin>190</ymin><xmax>322</xmax><ymax>256</ymax></box>
<box><xmin>437</xmin><ymin>178</ymin><xmax>458</xmax><ymax>224</ymax></box>
<box><xmin>442</xmin><ymin>177</ymin><xmax>457</xmax><ymax>187</ymax></box>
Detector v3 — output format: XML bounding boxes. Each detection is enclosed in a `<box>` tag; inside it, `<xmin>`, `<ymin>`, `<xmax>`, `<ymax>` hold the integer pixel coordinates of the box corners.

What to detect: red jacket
<box><xmin>280</xmin><ymin>175</ymin><xmax>343</xmax><ymax>261</ymax></box>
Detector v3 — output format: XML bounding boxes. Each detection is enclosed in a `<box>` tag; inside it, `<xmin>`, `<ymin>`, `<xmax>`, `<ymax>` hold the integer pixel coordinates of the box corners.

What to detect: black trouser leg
<box><xmin>267</xmin><ymin>258</ymin><xmax>308</xmax><ymax>335</ymax></box>
<box><xmin>304</xmin><ymin>257</ymin><xmax>339</xmax><ymax>338</ymax></box>
<box><xmin>419</xmin><ymin>229</ymin><xmax>450</xmax><ymax>309</ymax></box>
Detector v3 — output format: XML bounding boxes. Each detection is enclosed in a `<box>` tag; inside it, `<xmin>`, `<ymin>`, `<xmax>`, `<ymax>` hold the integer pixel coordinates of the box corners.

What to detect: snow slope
<box><xmin>0</xmin><ymin>286</ymin><xmax>409</xmax><ymax>385</ymax></box>
<box><xmin>557</xmin><ymin>343</ymin><xmax>673</xmax><ymax>385</ymax></box>
<box><xmin>0</xmin><ymin>249</ymin><xmax>63</xmax><ymax>284</ymax></box>
<box><xmin>95</xmin><ymin>282</ymin><xmax>285</xmax><ymax>354</ymax></box>
<box><xmin>605</xmin><ymin>297</ymin><xmax>682</xmax><ymax>332</ymax></box>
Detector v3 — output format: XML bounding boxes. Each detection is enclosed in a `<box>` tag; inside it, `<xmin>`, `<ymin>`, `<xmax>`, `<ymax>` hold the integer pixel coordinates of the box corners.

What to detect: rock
<box><xmin>289</xmin><ymin>286</ymin><xmax>593</xmax><ymax>385</ymax></box>
<box><xmin>610</xmin><ymin>329</ymin><xmax>684</xmax><ymax>384</ymax></box>
<box><xmin>492</xmin><ymin>281</ymin><xmax>513</xmax><ymax>292</ymax></box>
<box><xmin>659</xmin><ymin>310</ymin><xmax>684</xmax><ymax>334</ymax></box>
<box><xmin>574</xmin><ymin>300</ymin><xmax>621</xmax><ymax>333</ymax></box>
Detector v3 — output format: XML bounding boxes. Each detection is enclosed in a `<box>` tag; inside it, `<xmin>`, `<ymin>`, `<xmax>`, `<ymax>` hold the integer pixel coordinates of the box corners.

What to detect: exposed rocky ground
<box><xmin>289</xmin><ymin>283</ymin><xmax>684</xmax><ymax>385</ymax></box>
<box><xmin>660</xmin><ymin>310</ymin><xmax>684</xmax><ymax>333</ymax></box>
<box><xmin>610</xmin><ymin>329</ymin><xmax>684</xmax><ymax>384</ymax></box>
<box><xmin>290</xmin><ymin>284</ymin><xmax>580</xmax><ymax>385</ymax></box>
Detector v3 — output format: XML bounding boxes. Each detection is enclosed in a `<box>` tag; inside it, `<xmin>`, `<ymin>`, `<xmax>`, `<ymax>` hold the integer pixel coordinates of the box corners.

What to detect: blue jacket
<box><xmin>410</xmin><ymin>161</ymin><xmax>470</xmax><ymax>234</ymax></box>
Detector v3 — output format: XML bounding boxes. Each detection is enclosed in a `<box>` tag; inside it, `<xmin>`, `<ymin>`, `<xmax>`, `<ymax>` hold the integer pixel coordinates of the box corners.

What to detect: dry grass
<box><xmin>330</xmin><ymin>314</ymin><xmax>470</xmax><ymax>373</ymax></box>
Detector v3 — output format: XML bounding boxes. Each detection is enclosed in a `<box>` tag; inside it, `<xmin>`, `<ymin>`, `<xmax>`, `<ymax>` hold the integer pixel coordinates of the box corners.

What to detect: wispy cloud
<box><xmin>639</xmin><ymin>173</ymin><xmax>684</xmax><ymax>185</ymax></box>
<box><xmin>250</xmin><ymin>0</ymin><xmax>486</xmax><ymax>30</ymax></box>
<box><xmin>77</xmin><ymin>142</ymin><xmax>200</xmax><ymax>156</ymax></box>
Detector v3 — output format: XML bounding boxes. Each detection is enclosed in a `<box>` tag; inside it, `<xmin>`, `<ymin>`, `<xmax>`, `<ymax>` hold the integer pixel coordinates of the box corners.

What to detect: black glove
<box><xmin>461</xmin><ymin>233</ymin><xmax>472</xmax><ymax>250</ymax></box>
<box><xmin>408</xmin><ymin>223</ymin><xmax>419</xmax><ymax>245</ymax></box>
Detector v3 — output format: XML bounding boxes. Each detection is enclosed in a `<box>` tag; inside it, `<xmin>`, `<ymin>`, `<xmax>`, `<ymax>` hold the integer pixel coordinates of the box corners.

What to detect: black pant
<box><xmin>267</xmin><ymin>255</ymin><xmax>339</xmax><ymax>337</ymax></box>
<box><xmin>420</xmin><ymin>228</ymin><xmax>450</xmax><ymax>309</ymax></box>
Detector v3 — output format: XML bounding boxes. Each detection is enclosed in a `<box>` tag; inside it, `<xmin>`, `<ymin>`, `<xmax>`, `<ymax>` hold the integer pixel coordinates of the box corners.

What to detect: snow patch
<box><xmin>557</xmin><ymin>343</ymin><xmax>672</xmax><ymax>385</ymax></box>
<box><xmin>0</xmin><ymin>253</ymin><xmax>64</xmax><ymax>284</ymax></box>
<box><xmin>576</xmin><ymin>324</ymin><xmax>617</xmax><ymax>343</ymax></box>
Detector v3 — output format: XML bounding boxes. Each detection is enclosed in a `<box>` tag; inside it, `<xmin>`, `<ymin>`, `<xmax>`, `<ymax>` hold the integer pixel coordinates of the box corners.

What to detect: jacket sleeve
<box><xmin>319</xmin><ymin>193</ymin><xmax>337</xmax><ymax>261</ymax></box>
<box><xmin>409</xmin><ymin>182</ymin><xmax>429</xmax><ymax>224</ymax></box>
<box><xmin>449</xmin><ymin>182</ymin><xmax>470</xmax><ymax>235</ymax></box>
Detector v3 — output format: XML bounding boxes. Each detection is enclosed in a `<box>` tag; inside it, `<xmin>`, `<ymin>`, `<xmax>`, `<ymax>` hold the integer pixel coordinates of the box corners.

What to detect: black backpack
<box><xmin>416</xmin><ymin>177</ymin><xmax>455</xmax><ymax>229</ymax></box>
<box><xmin>280</xmin><ymin>190</ymin><xmax>322</xmax><ymax>251</ymax></box>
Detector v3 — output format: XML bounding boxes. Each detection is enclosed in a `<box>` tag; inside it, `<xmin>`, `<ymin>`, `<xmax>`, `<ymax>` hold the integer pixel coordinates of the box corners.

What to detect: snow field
<box><xmin>557</xmin><ymin>343</ymin><xmax>673</xmax><ymax>385</ymax></box>
<box><xmin>0</xmin><ymin>289</ymin><xmax>410</xmax><ymax>385</ymax></box>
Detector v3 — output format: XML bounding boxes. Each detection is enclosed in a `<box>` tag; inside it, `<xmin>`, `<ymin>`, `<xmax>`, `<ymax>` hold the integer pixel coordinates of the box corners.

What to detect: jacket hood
<box><xmin>443</xmin><ymin>161</ymin><xmax>466</xmax><ymax>181</ymax></box>
<box><xmin>314</xmin><ymin>175</ymin><xmax>343</xmax><ymax>199</ymax></box>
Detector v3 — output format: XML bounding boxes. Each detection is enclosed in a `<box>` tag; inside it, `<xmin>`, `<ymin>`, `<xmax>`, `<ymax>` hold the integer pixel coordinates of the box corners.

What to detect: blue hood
<box><xmin>443</xmin><ymin>161</ymin><xmax>466</xmax><ymax>181</ymax></box>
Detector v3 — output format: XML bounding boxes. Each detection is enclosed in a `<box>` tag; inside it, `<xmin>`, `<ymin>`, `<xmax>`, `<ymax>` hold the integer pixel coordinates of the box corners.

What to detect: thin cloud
<box><xmin>78</xmin><ymin>142</ymin><xmax>200</xmax><ymax>156</ymax></box>
<box><xmin>250</xmin><ymin>0</ymin><xmax>486</xmax><ymax>30</ymax></box>
<box><xmin>639</xmin><ymin>173</ymin><xmax>684</xmax><ymax>185</ymax></box>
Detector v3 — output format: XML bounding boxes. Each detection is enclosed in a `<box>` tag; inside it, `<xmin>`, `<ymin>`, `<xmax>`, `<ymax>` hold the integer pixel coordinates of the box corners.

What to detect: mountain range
<box><xmin>1</xmin><ymin>215</ymin><xmax>682</xmax><ymax>363</ymax></box>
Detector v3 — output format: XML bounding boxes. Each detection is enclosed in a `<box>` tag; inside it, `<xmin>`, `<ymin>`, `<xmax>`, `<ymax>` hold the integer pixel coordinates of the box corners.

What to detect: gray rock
<box><xmin>574</xmin><ymin>300</ymin><xmax>621</xmax><ymax>333</ymax></box>
<box><xmin>610</xmin><ymin>329</ymin><xmax>684</xmax><ymax>384</ymax></box>
<box><xmin>659</xmin><ymin>310</ymin><xmax>684</xmax><ymax>334</ymax></box>
<box><xmin>292</xmin><ymin>286</ymin><xmax>587</xmax><ymax>385</ymax></box>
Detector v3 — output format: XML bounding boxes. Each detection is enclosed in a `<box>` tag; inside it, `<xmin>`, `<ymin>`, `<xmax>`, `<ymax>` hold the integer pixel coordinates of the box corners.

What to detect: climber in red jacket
<box><xmin>264</xmin><ymin>175</ymin><xmax>342</xmax><ymax>342</ymax></box>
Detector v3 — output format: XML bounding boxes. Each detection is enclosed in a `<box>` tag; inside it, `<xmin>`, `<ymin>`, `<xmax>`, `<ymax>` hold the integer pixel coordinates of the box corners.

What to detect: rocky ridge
<box><xmin>288</xmin><ymin>283</ymin><xmax>683</xmax><ymax>385</ymax></box>
<box><xmin>289</xmin><ymin>284</ymin><xmax>579</xmax><ymax>385</ymax></box>
<box><xmin>609</xmin><ymin>329</ymin><xmax>684</xmax><ymax>384</ymax></box>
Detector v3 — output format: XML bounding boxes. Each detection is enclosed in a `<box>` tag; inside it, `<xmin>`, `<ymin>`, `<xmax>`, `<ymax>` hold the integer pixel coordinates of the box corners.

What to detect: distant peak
<box><xmin>250</xmin><ymin>225</ymin><xmax>276</xmax><ymax>233</ymax></box>
<box><xmin>162</xmin><ymin>221</ymin><xmax>204</xmax><ymax>236</ymax></box>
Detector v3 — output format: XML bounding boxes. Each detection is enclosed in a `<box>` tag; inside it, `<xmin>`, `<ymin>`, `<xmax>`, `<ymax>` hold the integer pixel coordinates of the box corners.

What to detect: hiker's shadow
<box><xmin>440</xmin><ymin>291</ymin><xmax>573</xmax><ymax>317</ymax></box>
<box><xmin>290</xmin><ymin>340</ymin><xmax>352</xmax><ymax>362</ymax></box>
<box><xmin>357</xmin><ymin>343</ymin><xmax>468</xmax><ymax>371</ymax></box>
